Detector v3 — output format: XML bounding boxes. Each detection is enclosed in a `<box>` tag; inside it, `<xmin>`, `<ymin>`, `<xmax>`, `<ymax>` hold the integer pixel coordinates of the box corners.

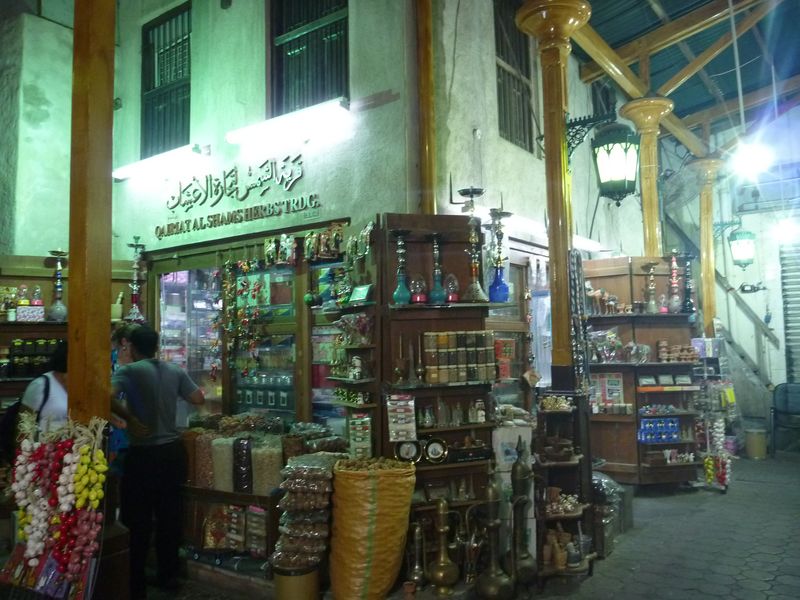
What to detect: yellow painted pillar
<box><xmin>516</xmin><ymin>0</ymin><xmax>590</xmax><ymax>389</ymax></box>
<box><xmin>693</xmin><ymin>158</ymin><xmax>724</xmax><ymax>337</ymax></box>
<box><xmin>68</xmin><ymin>0</ymin><xmax>116</xmax><ymax>422</ymax></box>
<box><xmin>619</xmin><ymin>97</ymin><xmax>674</xmax><ymax>257</ymax></box>
<box><xmin>417</xmin><ymin>0</ymin><xmax>436</xmax><ymax>215</ymax></box>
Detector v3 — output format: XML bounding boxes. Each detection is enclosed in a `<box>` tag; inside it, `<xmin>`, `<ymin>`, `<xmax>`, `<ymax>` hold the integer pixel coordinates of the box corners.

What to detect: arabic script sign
<box><xmin>167</xmin><ymin>154</ymin><xmax>304</xmax><ymax>213</ymax></box>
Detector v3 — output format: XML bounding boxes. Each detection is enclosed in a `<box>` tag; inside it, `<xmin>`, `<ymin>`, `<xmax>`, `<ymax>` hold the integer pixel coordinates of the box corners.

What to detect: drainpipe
<box><xmin>417</xmin><ymin>0</ymin><xmax>436</xmax><ymax>215</ymax></box>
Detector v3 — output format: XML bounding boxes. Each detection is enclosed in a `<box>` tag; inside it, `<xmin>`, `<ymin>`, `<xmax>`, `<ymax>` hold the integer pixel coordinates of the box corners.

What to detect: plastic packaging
<box><xmin>233</xmin><ymin>437</ymin><xmax>253</xmax><ymax>494</ymax></box>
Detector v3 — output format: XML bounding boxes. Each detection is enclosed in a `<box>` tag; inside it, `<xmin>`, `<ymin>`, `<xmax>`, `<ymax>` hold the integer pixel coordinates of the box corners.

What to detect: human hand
<box><xmin>126</xmin><ymin>416</ymin><xmax>151</xmax><ymax>438</ymax></box>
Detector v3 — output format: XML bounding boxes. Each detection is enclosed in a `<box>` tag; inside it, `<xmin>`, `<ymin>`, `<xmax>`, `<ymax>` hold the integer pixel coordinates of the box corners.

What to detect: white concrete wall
<box><xmin>0</xmin><ymin>13</ymin><xmax>23</xmax><ymax>253</ymax></box>
<box><xmin>111</xmin><ymin>0</ymin><xmax>417</xmax><ymax>257</ymax></box>
<box><xmin>14</xmin><ymin>14</ymin><xmax>73</xmax><ymax>255</ymax></box>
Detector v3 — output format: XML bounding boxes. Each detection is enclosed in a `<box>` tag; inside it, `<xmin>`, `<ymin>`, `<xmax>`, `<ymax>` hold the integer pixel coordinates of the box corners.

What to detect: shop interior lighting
<box><xmin>225</xmin><ymin>97</ymin><xmax>353</xmax><ymax>154</ymax></box>
<box><xmin>591</xmin><ymin>122</ymin><xmax>640</xmax><ymax>206</ymax></box>
<box><xmin>770</xmin><ymin>217</ymin><xmax>800</xmax><ymax>246</ymax></box>
<box><xmin>730</xmin><ymin>142</ymin><xmax>774</xmax><ymax>181</ymax></box>
<box><xmin>728</xmin><ymin>228</ymin><xmax>757</xmax><ymax>270</ymax></box>
<box><xmin>112</xmin><ymin>144</ymin><xmax>210</xmax><ymax>181</ymax></box>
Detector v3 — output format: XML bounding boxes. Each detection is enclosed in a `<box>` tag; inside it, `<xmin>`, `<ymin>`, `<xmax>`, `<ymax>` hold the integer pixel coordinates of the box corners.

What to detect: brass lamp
<box><xmin>591</xmin><ymin>122</ymin><xmax>640</xmax><ymax>206</ymax></box>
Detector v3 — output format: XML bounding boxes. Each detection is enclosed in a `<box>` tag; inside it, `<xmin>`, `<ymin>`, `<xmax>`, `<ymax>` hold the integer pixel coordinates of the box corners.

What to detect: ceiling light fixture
<box><xmin>112</xmin><ymin>144</ymin><xmax>210</xmax><ymax>181</ymax></box>
<box><xmin>225</xmin><ymin>97</ymin><xmax>353</xmax><ymax>154</ymax></box>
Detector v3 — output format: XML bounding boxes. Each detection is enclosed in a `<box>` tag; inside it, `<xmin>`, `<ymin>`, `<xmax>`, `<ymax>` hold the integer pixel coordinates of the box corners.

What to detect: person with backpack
<box><xmin>0</xmin><ymin>341</ymin><xmax>68</xmax><ymax>464</ymax></box>
<box><xmin>110</xmin><ymin>325</ymin><xmax>204</xmax><ymax>599</ymax></box>
<box><xmin>20</xmin><ymin>340</ymin><xmax>69</xmax><ymax>432</ymax></box>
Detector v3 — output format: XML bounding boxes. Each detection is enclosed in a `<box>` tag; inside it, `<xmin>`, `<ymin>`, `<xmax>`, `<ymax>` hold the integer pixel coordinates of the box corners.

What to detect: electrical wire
<box><xmin>728</xmin><ymin>0</ymin><xmax>747</xmax><ymax>133</ymax></box>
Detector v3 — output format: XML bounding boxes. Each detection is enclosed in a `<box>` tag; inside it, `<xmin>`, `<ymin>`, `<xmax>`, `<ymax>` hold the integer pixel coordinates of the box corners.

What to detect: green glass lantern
<box><xmin>591</xmin><ymin>123</ymin><xmax>640</xmax><ymax>206</ymax></box>
<box><xmin>728</xmin><ymin>229</ymin><xmax>756</xmax><ymax>270</ymax></box>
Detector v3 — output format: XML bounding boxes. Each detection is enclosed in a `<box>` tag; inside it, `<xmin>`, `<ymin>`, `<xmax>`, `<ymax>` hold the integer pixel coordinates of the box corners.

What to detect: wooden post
<box><xmin>693</xmin><ymin>158</ymin><xmax>724</xmax><ymax>337</ymax></box>
<box><xmin>619</xmin><ymin>96</ymin><xmax>674</xmax><ymax>257</ymax></box>
<box><xmin>68</xmin><ymin>0</ymin><xmax>115</xmax><ymax>421</ymax></box>
<box><xmin>516</xmin><ymin>0</ymin><xmax>590</xmax><ymax>390</ymax></box>
<box><xmin>417</xmin><ymin>0</ymin><xmax>436</xmax><ymax>215</ymax></box>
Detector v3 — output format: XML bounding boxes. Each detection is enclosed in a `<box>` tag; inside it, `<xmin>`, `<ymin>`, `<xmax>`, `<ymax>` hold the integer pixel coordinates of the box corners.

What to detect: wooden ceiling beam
<box><xmin>580</xmin><ymin>0</ymin><xmax>765</xmax><ymax>83</ymax></box>
<box><xmin>681</xmin><ymin>72</ymin><xmax>800</xmax><ymax>128</ymax></box>
<box><xmin>657</xmin><ymin>1</ymin><xmax>780</xmax><ymax>97</ymax></box>
<box><xmin>571</xmin><ymin>24</ymin><xmax>708</xmax><ymax>157</ymax></box>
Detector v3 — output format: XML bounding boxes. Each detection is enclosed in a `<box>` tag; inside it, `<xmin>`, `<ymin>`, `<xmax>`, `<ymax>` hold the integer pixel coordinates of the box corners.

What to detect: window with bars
<box><xmin>271</xmin><ymin>0</ymin><xmax>349</xmax><ymax>118</ymax></box>
<box><xmin>494</xmin><ymin>0</ymin><xmax>535</xmax><ymax>153</ymax></box>
<box><xmin>141</xmin><ymin>3</ymin><xmax>191</xmax><ymax>159</ymax></box>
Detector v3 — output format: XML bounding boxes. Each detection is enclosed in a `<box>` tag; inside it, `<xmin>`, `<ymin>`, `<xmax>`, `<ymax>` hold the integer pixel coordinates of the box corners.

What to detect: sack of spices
<box><xmin>251</xmin><ymin>437</ymin><xmax>284</xmax><ymax>496</ymax></box>
<box><xmin>212</xmin><ymin>437</ymin><xmax>236</xmax><ymax>493</ymax></box>
<box><xmin>195</xmin><ymin>432</ymin><xmax>223</xmax><ymax>489</ymax></box>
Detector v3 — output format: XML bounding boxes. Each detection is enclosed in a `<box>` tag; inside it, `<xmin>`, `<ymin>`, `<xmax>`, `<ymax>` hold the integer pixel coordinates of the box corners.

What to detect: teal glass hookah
<box><xmin>391</xmin><ymin>229</ymin><xmax>412</xmax><ymax>305</ymax></box>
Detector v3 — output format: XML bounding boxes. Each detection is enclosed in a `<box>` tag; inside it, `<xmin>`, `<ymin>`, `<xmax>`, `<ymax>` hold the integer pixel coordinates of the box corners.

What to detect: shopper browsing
<box><xmin>20</xmin><ymin>340</ymin><xmax>69</xmax><ymax>433</ymax></box>
<box><xmin>111</xmin><ymin>325</ymin><xmax>204</xmax><ymax>599</ymax></box>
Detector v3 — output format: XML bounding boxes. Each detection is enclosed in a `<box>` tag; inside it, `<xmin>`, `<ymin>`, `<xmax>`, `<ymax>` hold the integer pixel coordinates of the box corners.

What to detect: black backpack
<box><xmin>0</xmin><ymin>375</ymin><xmax>51</xmax><ymax>463</ymax></box>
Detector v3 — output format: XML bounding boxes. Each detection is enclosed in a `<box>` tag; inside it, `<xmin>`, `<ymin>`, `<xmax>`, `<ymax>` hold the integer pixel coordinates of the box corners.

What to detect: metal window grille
<box><xmin>271</xmin><ymin>0</ymin><xmax>349</xmax><ymax>117</ymax></box>
<box><xmin>781</xmin><ymin>244</ymin><xmax>800</xmax><ymax>381</ymax></box>
<box><xmin>495</xmin><ymin>0</ymin><xmax>534</xmax><ymax>153</ymax></box>
<box><xmin>141</xmin><ymin>3</ymin><xmax>191</xmax><ymax>159</ymax></box>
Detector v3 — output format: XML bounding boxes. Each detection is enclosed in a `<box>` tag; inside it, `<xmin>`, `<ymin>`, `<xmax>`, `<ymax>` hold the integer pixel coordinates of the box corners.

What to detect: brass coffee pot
<box><xmin>426</xmin><ymin>498</ymin><xmax>460</xmax><ymax>596</ymax></box>
<box><xmin>475</xmin><ymin>464</ymin><xmax>515</xmax><ymax>600</ymax></box>
<box><xmin>504</xmin><ymin>436</ymin><xmax>536</xmax><ymax>585</ymax></box>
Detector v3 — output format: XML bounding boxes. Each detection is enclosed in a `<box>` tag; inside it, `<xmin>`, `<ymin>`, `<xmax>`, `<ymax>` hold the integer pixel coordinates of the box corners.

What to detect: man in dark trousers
<box><xmin>111</xmin><ymin>324</ymin><xmax>204</xmax><ymax>599</ymax></box>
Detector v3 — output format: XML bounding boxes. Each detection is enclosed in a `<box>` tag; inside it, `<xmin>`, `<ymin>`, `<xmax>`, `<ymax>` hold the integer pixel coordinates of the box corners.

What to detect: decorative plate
<box><xmin>394</xmin><ymin>441</ymin><xmax>422</xmax><ymax>463</ymax></box>
<box><xmin>424</xmin><ymin>438</ymin><xmax>449</xmax><ymax>464</ymax></box>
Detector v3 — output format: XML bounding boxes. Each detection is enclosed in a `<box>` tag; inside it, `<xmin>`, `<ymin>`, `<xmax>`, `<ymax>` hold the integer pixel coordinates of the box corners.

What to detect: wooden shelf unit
<box><xmin>584</xmin><ymin>256</ymin><xmax>701</xmax><ymax>486</ymax></box>
<box><xmin>378</xmin><ymin>213</ymin><xmax>498</xmax><ymax>509</ymax></box>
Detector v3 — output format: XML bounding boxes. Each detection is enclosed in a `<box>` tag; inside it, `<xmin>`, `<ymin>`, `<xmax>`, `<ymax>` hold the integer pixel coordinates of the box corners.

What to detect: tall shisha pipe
<box><xmin>458</xmin><ymin>187</ymin><xmax>489</xmax><ymax>303</ymax></box>
<box><xmin>126</xmin><ymin>236</ymin><xmax>146</xmax><ymax>322</ymax></box>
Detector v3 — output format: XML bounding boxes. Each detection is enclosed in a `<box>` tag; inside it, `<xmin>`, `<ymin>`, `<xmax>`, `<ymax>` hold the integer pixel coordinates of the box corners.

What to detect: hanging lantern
<box><xmin>728</xmin><ymin>228</ymin><xmax>756</xmax><ymax>270</ymax></box>
<box><xmin>591</xmin><ymin>123</ymin><xmax>640</xmax><ymax>206</ymax></box>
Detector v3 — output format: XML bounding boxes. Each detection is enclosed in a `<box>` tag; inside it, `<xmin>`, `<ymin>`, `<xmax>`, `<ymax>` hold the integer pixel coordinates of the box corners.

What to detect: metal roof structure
<box><xmin>572</xmin><ymin>0</ymin><xmax>800</xmax><ymax>154</ymax></box>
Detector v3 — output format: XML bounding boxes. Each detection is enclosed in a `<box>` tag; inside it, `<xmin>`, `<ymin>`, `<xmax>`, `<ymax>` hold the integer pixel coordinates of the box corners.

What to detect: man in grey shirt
<box><xmin>111</xmin><ymin>325</ymin><xmax>203</xmax><ymax>599</ymax></box>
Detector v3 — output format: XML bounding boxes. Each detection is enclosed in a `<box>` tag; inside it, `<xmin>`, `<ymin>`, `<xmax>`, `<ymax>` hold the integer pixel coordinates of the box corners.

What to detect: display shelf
<box><xmin>388</xmin><ymin>302</ymin><xmax>516</xmax><ymax>310</ymax></box>
<box><xmin>637</xmin><ymin>385</ymin><xmax>701</xmax><ymax>393</ymax></box>
<box><xmin>389</xmin><ymin>381</ymin><xmax>494</xmax><ymax>391</ymax></box>
<box><xmin>539</xmin><ymin>408</ymin><xmax>577</xmax><ymax>414</ymax></box>
<box><xmin>417</xmin><ymin>422</ymin><xmax>495</xmax><ymax>434</ymax></box>
<box><xmin>538</xmin><ymin>553</ymin><xmax>597</xmax><ymax>577</ymax></box>
<box><xmin>311</xmin><ymin>301</ymin><xmax>376</xmax><ymax>315</ymax></box>
<box><xmin>637</xmin><ymin>411</ymin><xmax>698</xmax><ymax>417</ymax></box>
<box><xmin>326</xmin><ymin>377</ymin><xmax>376</xmax><ymax>384</ymax></box>
<box><xmin>411</xmin><ymin>498</ymin><xmax>483</xmax><ymax>511</ymax></box>
<box><xmin>639</xmin><ymin>439</ymin><xmax>696</xmax><ymax>446</ymax></box>
<box><xmin>415</xmin><ymin>459</ymin><xmax>491</xmax><ymax>472</ymax></box>
<box><xmin>589</xmin><ymin>361</ymin><xmax>697</xmax><ymax>369</ymax></box>
<box><xmin>642</xmin><ymin>461</ymin><xmax>702</xmax><ymax>468</ymax></box>
<box><xmin>544</xmin><ymin>503</ymin><xmax>590</xmax><ymax>521</ymax></box>
<box><xmin>590</xmin><ymin>414</ymin><xmax>634</xmax><ymax>422</ymax></box>
<box><xmin>538</xmin><ymin>454</ymin><xmax>584</xmax><ymax>468</ymax></box>
<box><xmin>329</xmin><ymin>401</ymin><xmax>377</xmax><ymax>410</ymax></box>
<box><xmin>339</xmin><ymin>344</ymin><xmax>375</xmax><ymax>350</ymax></box>
<box><xmin>586</xmin><ymin>313</ymin><xmax>692</xmax><ymax>322</ymax></box>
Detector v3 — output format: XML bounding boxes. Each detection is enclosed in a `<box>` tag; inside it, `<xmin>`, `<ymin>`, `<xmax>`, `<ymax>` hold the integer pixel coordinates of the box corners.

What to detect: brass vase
<box><xmin>427</xmin><ymin>498</ymin><xmax>459</xmax><ymax>597</ymax></box>
<box><xmin>408</xmin><ymin>521</ymin><xmax>426</xmax><ymax>590</ymax></box>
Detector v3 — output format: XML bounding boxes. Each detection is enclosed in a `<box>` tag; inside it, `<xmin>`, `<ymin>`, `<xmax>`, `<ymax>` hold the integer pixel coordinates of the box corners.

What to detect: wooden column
<box><xmin>619</xmin><ymin>97</ymin><xmax>673</xmax><ymax>257</ymax></box>
<box><xmin>68</xmin><ymin>0</ymin><xmax>116</xmax><ymax>421</ymax></box>
<box><xmin>517</xmin><ymin>0</ymin><xmax>590</xmax><ymax>389</ymax></box>
<box><xmin>693</xmin><ymin>158</ymin><xmax>724</xmax><ymax>337</ymax></box>
<box><xmin>416</xmin><ymin>0</ymin><xmax>436</xmax><ymax>215</ymax></box>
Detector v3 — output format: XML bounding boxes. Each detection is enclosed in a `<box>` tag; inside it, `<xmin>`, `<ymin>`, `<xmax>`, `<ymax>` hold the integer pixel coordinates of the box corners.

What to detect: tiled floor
<box><xmin>162</xmin><ymin>451</ymin><xmax>800</xmax><ymax>600</ymax></box>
